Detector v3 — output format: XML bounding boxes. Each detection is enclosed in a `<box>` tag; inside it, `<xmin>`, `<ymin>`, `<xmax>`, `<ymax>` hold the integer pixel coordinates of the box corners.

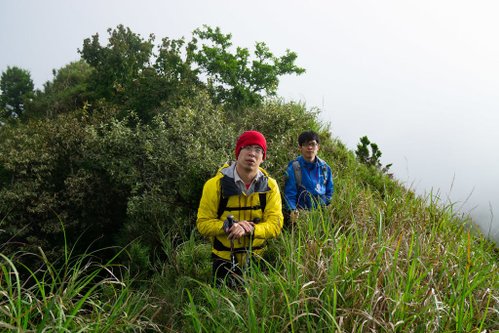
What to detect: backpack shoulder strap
<box><xmin>318</xmin><ymin>158</ymin><xmax>329</xmax><ymax>184</ymax></box>
<box><xmin>292</xmin><ymin>159</ymin><xmax>302</xmax><ymax>189</ymax></box>
<box><xmin>259</xmin><ymin>192</ymin><xmax>267</xmax><ymax>214</ymax></box>
<box><xmin>217</xmin><ymin>195</ymin><xmax>229</xmax><ymax>219</ymax></box>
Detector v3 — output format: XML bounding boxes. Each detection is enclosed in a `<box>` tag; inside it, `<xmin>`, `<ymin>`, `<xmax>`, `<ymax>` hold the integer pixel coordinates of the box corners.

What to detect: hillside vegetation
<box><xmin>1</xmin><ymin>26</ymin><xmax>497</xmax><ymax>332</ymax></box>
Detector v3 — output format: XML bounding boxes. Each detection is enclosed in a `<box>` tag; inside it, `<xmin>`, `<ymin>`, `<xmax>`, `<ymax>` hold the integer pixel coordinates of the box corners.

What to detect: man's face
<box><xmin>237</xmin><ymin>145</ymin><xmax>264</xmax><ymax>172</ymax></box>
<box><xmin>300</xmin><ymin>140</ymin><xmax>319</xmax><ymax>162</ymax></box>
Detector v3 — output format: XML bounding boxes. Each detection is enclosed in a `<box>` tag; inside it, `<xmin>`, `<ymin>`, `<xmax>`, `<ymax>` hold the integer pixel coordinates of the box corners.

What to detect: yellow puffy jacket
<box><xmin>197</xmin><ymin>163</ymin><xmax>283</xmax><ymax>264</ymax></box>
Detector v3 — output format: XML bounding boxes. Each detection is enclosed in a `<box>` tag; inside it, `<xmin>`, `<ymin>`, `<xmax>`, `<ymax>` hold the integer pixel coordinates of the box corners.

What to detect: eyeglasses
<box><xmin>302</xmin><ymin>142</ymin><xmax>319</xmax><ymax>148</ymax></box>
<box><xmin>241</xmin><ymin>145</ymin><xmax>264</xmax><ymax>155</ymax></box>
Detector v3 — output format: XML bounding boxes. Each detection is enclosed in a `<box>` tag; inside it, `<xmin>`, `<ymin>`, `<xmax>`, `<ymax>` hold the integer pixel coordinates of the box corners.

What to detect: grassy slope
<box><xmin>167</xmin><ymin>137</ymin><xmax>499</xmax><ymax>332</ymax></box>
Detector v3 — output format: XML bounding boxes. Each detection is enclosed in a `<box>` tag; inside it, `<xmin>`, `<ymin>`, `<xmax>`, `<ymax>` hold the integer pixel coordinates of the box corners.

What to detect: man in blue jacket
<box><xmin>284</xmin><ymin>131</ymin><xmax>334</xmax><ymax>222</ymax></box>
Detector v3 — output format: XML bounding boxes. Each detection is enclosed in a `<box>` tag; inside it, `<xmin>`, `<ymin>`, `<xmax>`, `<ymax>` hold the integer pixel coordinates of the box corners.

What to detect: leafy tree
<box><xmin>0</xmin><ymin>66</ymin><xmax>34</xmax><ymax>119</ymax></box>
<box><xmin>25</xmin><ymin>60</ymin><xmax>94</xmax><ymax>118</ymax></box>
<box><xmin>78</xmin><ymin>25</ymin><xmax>305</xmax><ymax>120</ymax></box>
<box><xmin>79</xmin><ymin>25</ymin><xmax>201</xmax><ymax>122</ymax></box>
<box><xmin>355</xmin><ymin>135</ymin><xmax>392</xmax><ymax>174</ymax></box>
<box><xmin>79</xmin><ymin>25</ymin><xmax>157</xmax><ymax>116</ymax></box>
<box><xmin>188</xmin><ymin>25</ymin><xmax>306</xmax><ymax>108</ymax></box>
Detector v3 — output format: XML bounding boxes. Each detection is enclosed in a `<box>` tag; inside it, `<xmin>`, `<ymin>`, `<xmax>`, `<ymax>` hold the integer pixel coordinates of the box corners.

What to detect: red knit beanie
<box><xmin>235</xmin><ymin>130</ymin><xmax>267</xmax><ymax>160</ymax></box>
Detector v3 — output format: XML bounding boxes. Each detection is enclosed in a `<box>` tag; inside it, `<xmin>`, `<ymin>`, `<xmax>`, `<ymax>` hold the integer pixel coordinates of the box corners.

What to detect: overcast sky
<box><xmin>1</xmin><ymin>0</ymin><xmax>498</xmax><ymax>241</ymax></box>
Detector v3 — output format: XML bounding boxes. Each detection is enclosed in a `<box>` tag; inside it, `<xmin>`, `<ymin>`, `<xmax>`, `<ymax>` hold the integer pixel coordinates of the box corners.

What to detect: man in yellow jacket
<box><xmin>197</xmin><ymin>130</ymin><xmax>283</xmax><ymax>286</ymax></box>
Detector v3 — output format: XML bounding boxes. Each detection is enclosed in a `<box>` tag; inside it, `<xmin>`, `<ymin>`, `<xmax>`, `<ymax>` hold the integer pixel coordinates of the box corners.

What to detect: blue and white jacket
<box><xmin>284</xmin><ymin>156</ymin><xmax>334</xmax><ymax>211</ymax></box>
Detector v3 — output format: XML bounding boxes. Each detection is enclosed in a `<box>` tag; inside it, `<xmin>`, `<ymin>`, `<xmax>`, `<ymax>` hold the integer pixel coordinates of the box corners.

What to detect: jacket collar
<box><xmin>219</xmin><ymin>162</ymin><xmax>270</xmax><ymax>197</ymax></box>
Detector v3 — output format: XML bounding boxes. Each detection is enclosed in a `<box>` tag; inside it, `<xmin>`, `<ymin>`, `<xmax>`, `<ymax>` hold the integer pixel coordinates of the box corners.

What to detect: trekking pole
<box><xmin>245</xmin><ymin>217</ymin><xmax>260</xmax><ymax>268</ymax></box>
<box><xmin>226</xmin><ymin>215</ymin><xmax>237</xmax><ymax>270</ymax></box>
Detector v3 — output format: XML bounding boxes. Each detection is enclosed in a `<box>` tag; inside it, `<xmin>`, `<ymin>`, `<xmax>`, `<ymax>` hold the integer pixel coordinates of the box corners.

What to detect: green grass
<box><xmin>168</xmin><ymin>155</ymin><xmax>499</xmax><ymax>332</ymax></box>
<box><xmin>0</xmin><ymin>241</ymin><xmax>162</xmax><ymax>332</ymax></box>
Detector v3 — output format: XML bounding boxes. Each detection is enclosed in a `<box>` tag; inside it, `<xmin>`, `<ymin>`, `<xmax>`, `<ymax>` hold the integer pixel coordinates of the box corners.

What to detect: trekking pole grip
<box><xmin>223</xmin><ymin>214</ymin><xmax>236</xmax><ymax>233</ymax></box>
